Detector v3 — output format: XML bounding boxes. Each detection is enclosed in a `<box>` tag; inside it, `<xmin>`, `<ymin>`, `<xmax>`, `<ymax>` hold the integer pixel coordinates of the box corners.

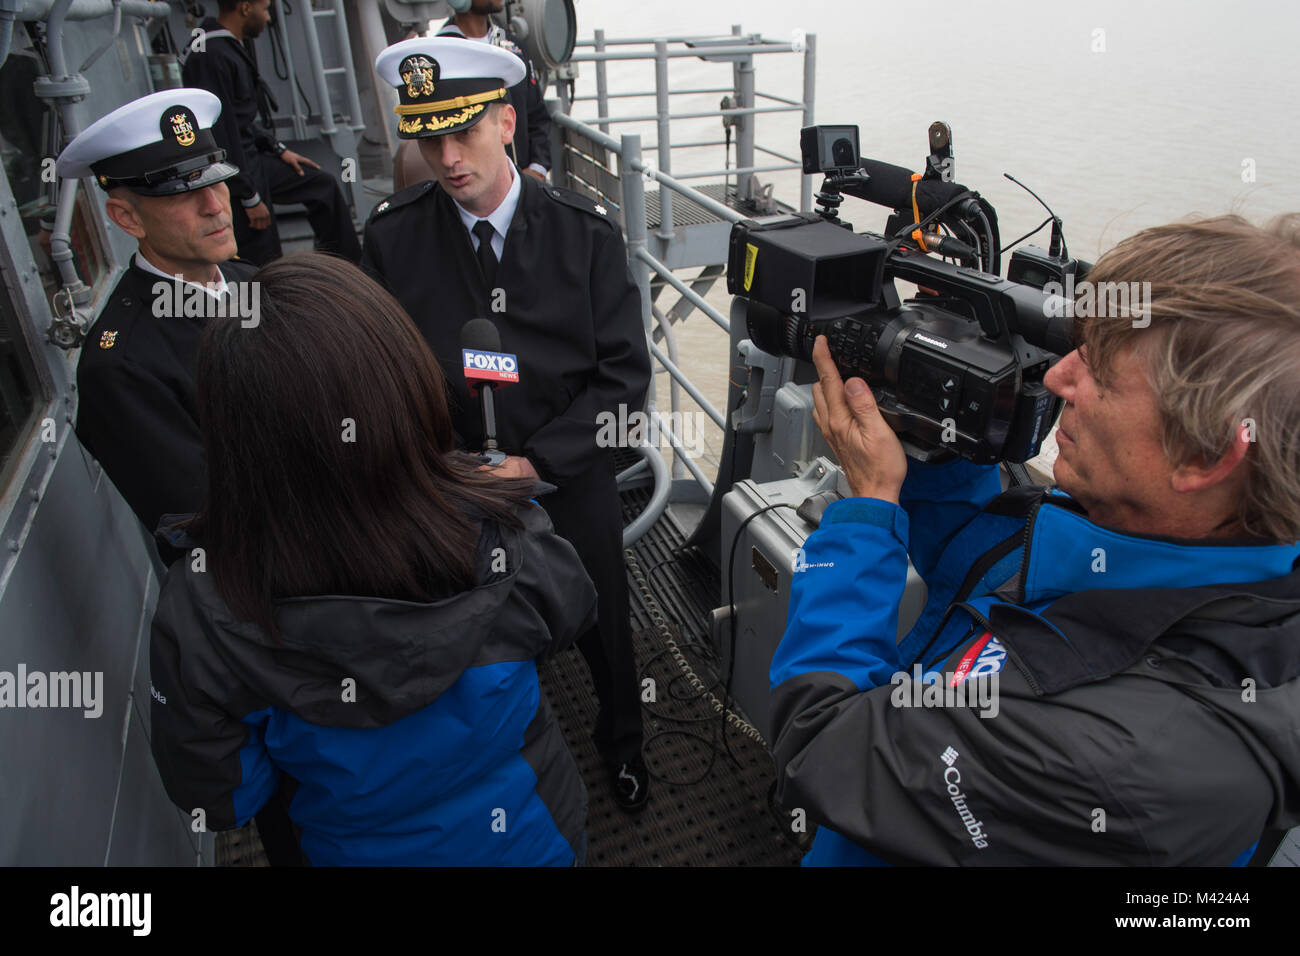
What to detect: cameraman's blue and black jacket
<box><xmin>150</xmin><ymin>503</ymin><xmax>594</xmax><ymax>866</ymax></box>
<box><xmin>770</xmin><ymin>459</ymin><xmax>1300</xmax><ymax>865</ymax></box>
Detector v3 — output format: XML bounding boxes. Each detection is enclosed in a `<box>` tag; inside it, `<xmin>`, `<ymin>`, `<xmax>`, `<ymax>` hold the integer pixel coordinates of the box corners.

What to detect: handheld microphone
<box><xmin>459</xmin><ymin>318</ymin><xmax>519</xmax><ymax>467</ymax></box>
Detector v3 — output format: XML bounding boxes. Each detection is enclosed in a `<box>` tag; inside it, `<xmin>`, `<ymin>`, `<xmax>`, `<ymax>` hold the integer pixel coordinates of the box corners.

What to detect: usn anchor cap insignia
<box><xmin>166</xmin><ymin>106</ymin><xmax>198</xmax><ymax>147</ymax></box>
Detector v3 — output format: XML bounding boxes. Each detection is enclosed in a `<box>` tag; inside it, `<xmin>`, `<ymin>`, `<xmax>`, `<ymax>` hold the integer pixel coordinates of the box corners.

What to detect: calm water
<box><xmin>567</xmin><ymin>0</ymin><xmax>1300</xmax><ymax>474</ymax></box>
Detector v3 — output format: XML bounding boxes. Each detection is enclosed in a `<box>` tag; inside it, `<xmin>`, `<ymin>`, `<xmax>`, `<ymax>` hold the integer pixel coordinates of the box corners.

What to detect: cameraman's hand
<box><xmin>811</xmin><ymin>335</ymin><xmax>907</xmax><ymax>503</ymax></box>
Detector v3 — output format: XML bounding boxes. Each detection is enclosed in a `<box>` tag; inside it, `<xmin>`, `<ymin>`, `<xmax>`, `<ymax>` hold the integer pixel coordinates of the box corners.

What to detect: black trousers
<box><xmin>539</xmin><ymin>455</ymin><xmax>643</xmax><ymax>766</ymax></box>
<box><xmin>233</xmin><ymin>150</ymin><xmax>362</xmax><ymax>266</ymax></box>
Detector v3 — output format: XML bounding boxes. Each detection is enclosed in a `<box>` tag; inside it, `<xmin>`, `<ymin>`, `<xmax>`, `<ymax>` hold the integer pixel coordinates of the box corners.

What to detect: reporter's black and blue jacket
<box><xmin>770</xmin><ymin>459</ymin><xmax>1300</xmax><ymax>865</ymax></box>
<box><xmin>150</xmin><ymin>503</ymin><xmax>594</xmax><ymax>866</ymax></box>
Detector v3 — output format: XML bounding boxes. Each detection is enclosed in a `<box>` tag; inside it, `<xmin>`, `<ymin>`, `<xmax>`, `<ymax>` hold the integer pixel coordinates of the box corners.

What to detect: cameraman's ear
<box><xmin>1170</xmin><ymin>423</ymin><xmax>1251</xmax><ymax>493</ymax></box>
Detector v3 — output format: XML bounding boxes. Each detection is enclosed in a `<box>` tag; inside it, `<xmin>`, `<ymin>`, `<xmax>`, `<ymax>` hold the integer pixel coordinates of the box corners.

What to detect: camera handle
<box><xmin>814</xmin><ymin>172</ymin><xmax>869</xmax><ymax>229</ymax></box>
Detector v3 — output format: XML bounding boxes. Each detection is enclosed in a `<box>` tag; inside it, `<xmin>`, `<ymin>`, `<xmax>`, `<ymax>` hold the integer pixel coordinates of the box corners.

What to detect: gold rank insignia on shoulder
<box><xmin>99</xmin><ymin>330</ymin><xmax>118</xmax><ymax>349</ymax></box>
<box><xmin>594</xmin><ymin>204</ymin><xmax>607</xmax><ymax>216</ymax></box>
<box><xmin>376</xmin><ymin>201</ymin><xmax>390</xmax><ymax>213</ymax></box>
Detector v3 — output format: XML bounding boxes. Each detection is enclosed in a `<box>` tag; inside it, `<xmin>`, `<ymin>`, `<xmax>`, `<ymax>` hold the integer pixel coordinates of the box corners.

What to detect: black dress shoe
<box><xmin>610</xmin><ymin>758</ymin><xmax>650</xmax><ymax>812</ymax></box>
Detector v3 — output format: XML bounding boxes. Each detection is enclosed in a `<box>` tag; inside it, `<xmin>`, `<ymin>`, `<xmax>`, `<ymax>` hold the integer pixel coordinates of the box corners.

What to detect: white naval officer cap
<box><xmin>375</xmin><ymin>36</ymin><xmax>526</xmax><ymax>139</ymax></box>
<box><xmin>56</xmin><ymin>88</ymin><xmax>238</xmax><ymax>196</ymax></box>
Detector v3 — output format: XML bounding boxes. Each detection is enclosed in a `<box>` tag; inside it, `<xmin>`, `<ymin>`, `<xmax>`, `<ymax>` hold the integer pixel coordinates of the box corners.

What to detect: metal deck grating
<box><xmin>215</xmin><ymin>818</ymin><xmax>269</xmax><ymax>867</ymax></box>
<box><xmin>216</xmin><ymin>484</ymin><xmax>805</xmax><ymax>867</ymax></box>
<box><xmin>645</xmin><ymin>182</ymin><xmax>736</xmax><ymax>230</ymax></box>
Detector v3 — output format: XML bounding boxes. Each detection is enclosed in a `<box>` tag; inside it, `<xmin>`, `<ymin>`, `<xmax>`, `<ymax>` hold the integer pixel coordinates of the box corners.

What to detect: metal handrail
<box><xmin>635</xmin><ymin>247</ymin><xmax>733</xmax><ymax>331</ymax></box>
<box><xmin>552</xmin><ymin>29</ymin><xmax>816</xmax><ymax>517</ymax></box>
<box><xmin>580</xmin><ymin>104</ymin><xmax>804</xmax><ymax>125</ymax></box>
<box><xmin>754</xmin><ymin>90</ymin><xmax>805</xmax><ymax>107</ymax></box>
<box><xmin>650</xmin><ymin>411</ymin><xmax>715</xmax><ymax>496</ymax></box>
<box><xmin>572</xmin><ymin>87</ymin><xmax>734</xmax><ymax>101</ymax></box>
<box><xmin>755</xmin><ymin>144</ymin><xmax>801</xmax><ymax>165</ymax></box>
<box><xmin>551</xmin><ymin>111</ymin><xmax>744</xmax><ymax>224</ymax></box>
<box><xmin>647</xmin><ymin>343</ymin><xmax>726</xmax><ymax>430</ymax></box>
<box><xmin>670</xmin><ymin>164</ymin><xmax>798</xmax><ymax>179</ymax></box>
<box><xmin>575</xmin><ymin>34</ymin><xmax>745</xmax><ymax>47</ymax></box>
<box><xmin>551</xmin><ymin>115</ymin><xmax>739</xmax><ymax>509</ymax></box>
<box><xmin>644</xmin><ymin>140</ymin><xmax>730</xmax><ymax>150</ymax></box>
<box><xmin>621</xmin><ymin>443</ymin><xmax>672</xmax><ymax>546</ymax></box>
<box><xmin>571</xmin><ymin>43</ymin><xmax>800</xmax><ymax>61</ymax></box>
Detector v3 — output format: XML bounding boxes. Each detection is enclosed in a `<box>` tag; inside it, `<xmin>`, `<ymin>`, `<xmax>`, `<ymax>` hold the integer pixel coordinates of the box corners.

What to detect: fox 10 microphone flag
<box><xmin>462</xmin><ymin>348</ymin><xmax>520</xmax><ymax>388</ymax></box>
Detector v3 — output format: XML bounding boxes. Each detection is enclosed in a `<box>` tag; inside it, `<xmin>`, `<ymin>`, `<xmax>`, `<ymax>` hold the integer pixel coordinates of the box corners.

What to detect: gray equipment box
<box><xmin>716</xmin><ymin>459</ymin><xmax>927</xmax><ymax>742</ymax></box>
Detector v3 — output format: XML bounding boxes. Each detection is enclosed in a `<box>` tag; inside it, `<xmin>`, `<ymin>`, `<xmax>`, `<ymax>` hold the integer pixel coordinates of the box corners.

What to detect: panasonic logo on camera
<box><xmin>912</xmin><ymin>332</ymin><xmax>949</xmax><ymax>350</ymax></box>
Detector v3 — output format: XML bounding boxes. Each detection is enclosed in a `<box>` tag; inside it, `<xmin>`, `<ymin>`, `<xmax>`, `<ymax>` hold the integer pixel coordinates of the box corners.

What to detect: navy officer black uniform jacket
<box><xmin>75</xmin><ymin>257</ymin><xmax>256</xmax><ymax>543</ymax></box>
<box><xmin>359</xmin><ymin>175</ymin><xmax>649</xmax><ymax>486</ymax></box>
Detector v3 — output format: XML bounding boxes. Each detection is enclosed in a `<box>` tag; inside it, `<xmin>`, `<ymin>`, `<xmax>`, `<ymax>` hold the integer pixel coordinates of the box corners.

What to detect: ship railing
<box><xmin>552</xmin><ymin>110</ymin><xmax>736</xmax><ymax>545</ymax></box>
<box><xmin>560</xmin><ymin>26</ymin><xmax>817</xmax><ymax>220</ymax></box>
<box><xmin>548</xmin><ymin>29</ymin><xmax>816</xmax><ymax>544</ymax></box>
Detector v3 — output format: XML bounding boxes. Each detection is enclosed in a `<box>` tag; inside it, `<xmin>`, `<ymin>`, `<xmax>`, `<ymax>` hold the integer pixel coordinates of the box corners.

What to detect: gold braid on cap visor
<box><xmin>394</xmin><ymin>88</ymin><xmax>507</xmax><ymax>134</ymax></box>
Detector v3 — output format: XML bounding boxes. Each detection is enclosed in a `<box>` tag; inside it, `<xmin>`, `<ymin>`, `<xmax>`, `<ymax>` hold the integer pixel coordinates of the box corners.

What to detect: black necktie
<box><xmin>472</xmin><ymin>219</ymin><xmax>498</xmax><ymax>289</ymax></box>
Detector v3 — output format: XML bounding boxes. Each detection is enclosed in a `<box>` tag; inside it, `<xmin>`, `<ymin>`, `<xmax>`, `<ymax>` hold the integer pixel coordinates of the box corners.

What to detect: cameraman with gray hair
<box><xmin>770</xmin><ymin>213</ymin><xmax>1300</xmax><ymax>865</ymax></box>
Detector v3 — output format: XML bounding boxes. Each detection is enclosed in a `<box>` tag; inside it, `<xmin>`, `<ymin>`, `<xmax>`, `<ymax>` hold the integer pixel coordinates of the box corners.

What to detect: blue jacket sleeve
<box><xmin>898</xmin><ymin>457</ymin><xmax>1002</xmax><ymax>582</ymax></box>
<box><xmin>770</xmin><ymin>497</ymin><xmax>911</xmax><ymax>692</ymax></box>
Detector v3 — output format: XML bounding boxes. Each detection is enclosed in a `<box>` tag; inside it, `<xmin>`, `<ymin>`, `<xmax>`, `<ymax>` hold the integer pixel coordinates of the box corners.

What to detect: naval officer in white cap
<box><xmin>57</xmin><ymin>89</ymin><xmax>256</xmax><ymax>556</ymax></box>
<box><xmin>361</xmin><ymin>37</ymin><xmax>653</xmax><ymax>813</ymax></box>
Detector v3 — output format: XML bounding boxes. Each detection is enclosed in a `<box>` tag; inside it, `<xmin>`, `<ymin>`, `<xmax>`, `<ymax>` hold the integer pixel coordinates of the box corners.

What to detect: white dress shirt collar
<box><xmin>453</xmin><ymin>163</ymin><xmax>520</xmax><ymax>262</ymax></box>
<box><xmin>134</xmin><ymin>251</ymin><xmax>229</xmax><ymax>300</ymax></box>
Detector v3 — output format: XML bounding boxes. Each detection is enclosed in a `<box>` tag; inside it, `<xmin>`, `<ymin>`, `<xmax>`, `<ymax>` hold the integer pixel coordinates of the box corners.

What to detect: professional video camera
<box><xmin>727</xmin><ymin>123</ymin><xmax>1089</xmax><ymax>464</ymax></box>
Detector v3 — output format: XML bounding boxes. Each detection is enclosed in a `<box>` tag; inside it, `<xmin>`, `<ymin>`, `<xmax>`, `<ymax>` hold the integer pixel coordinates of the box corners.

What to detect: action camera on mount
<box><xmin>800</xmin><ymin>125</ymin><xmax>860</xmax><ymax>175</ymax></box>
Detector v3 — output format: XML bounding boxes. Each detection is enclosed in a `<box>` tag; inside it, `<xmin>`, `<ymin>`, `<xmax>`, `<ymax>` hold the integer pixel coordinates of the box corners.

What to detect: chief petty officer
<box><xmin>360</xmin><ymin>38</ymin><xmax>653</xmax><ymax>811</ymax></box>
<box><xmin>58</xmin><ymin>89</ymin><xmax>256</xmax><ymax>550</ymax></box>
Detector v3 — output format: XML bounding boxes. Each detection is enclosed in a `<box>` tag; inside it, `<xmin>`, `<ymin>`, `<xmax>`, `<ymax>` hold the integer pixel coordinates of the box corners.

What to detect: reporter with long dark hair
<box><xmin>148</xmin><ymin>253</ymin><xmax>593</xmax><ymax>866</ymax></box>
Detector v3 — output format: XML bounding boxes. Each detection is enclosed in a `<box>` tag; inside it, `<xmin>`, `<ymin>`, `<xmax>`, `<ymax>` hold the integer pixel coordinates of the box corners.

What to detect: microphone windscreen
<box><xmin>847</xmin><ymin>158</ymin><xmax>916</xmax><ymax>208</ymax></box>
<box><xmin>842</xmin><ymin>158</ymin><xmax>974</xmax><ymax>218</ymax></box>
<box><xmin>460</xmin><ymin>318</ymin><xmax>502</xmax><ymax>353</ymax></box>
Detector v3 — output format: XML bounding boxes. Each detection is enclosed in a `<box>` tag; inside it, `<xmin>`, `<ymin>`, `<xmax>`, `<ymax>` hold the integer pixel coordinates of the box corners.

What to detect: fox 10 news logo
<box><xmin>462</xmin><ymin>348</ymin><xmax>520</xmax><ymax>386</ymax></box>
